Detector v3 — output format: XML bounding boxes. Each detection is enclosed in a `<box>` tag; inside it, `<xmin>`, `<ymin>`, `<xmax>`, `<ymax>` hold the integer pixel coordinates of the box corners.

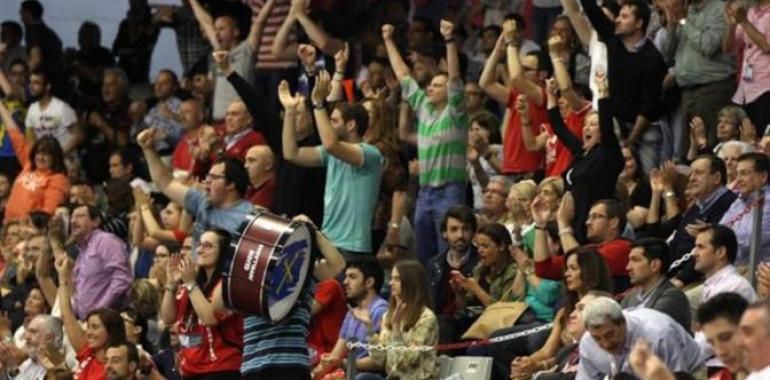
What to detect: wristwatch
<box><xmin>184</xmin><ymin>282</ymin><xmax>198</xmax><ymax>293</ymax></box>
<box><xmin>663</xmin><ymin>191</ymin><xmax>676</xmax><ymax>199</ymax></box>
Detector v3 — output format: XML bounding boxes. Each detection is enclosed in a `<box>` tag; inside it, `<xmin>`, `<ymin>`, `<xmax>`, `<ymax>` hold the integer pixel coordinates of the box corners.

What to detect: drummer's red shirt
<box><xmin>308</xmin><ymin>279</ymin><xmax>347</xmax><ymax>355</ymax></box>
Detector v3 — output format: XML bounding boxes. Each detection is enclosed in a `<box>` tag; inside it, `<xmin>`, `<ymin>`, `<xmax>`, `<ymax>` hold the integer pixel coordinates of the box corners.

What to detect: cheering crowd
<box><xmin>1</xmin><ymin>0</ymin><xmax>770</xmax><ymax>379</ymax></box>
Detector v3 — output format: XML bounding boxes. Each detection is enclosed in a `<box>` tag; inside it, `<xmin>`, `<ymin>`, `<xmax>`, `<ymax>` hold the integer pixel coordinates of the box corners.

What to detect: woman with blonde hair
<box><xmin>506</xmin><ymin>180</ymin><xmax>538</xmax><ymax>248</ymax></box>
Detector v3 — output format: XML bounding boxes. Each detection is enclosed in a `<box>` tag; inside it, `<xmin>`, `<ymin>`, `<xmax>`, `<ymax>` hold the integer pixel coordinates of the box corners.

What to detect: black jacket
<box><xmin>426</xmin><ymin>248</ymin><xmax>479</xmax><ymax>315</ymax></box>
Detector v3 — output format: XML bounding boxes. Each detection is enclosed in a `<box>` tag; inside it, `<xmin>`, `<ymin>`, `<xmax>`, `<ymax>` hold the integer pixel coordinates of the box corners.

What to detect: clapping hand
<box><xmin>334</xmin><ymin>43</ymin><xmax>349</xmax><ymax>73</ymax></box>
<box><xmin>311</xmin><ymin>70</ymin><xmax>332</xmax><ymax>105</ymax></box>
<box><xmin>381</xmin><ymin>24</ymin><xmax>395</xmax><ymax>41</ymax></box>
<box><xmin>278</xmin><ymin>80</ymin><xmax>302</xmax><ymax>110</ymax></box>
<box><xmin>439</xmin><ymin>19</ymin><xmax>455</xmax><ymax>40</ymax></box>
<box><xmin>212</xmin><ymin>50</ymin><xmax>232</xmax><ymax>75</ymax></box>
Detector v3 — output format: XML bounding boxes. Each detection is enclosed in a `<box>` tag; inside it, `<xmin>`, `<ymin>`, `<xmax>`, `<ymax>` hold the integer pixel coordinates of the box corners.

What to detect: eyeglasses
<box><xmin>205</xmin><ymin>173</ymin><xmax>226</xmax><ymax>182</ymax></box>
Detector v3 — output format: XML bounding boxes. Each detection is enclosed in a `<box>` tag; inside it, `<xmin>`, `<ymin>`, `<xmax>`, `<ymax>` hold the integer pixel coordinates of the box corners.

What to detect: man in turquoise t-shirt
<box><xmin>280</xmin><ymin>71</ymin><xmax>383</xmax><ymax>255</ymax></box>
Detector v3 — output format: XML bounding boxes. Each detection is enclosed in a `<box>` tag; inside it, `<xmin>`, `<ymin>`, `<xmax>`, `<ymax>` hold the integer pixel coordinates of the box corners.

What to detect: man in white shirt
<box><xmin>694</xmin><ymin>225</ymin><xmax>757</xmax><ymax>305</ymax></box>
<box><xmin>1</xmin><ymin>315</ymin><xmax>64</xmax><ymax>379</ymax></box>
<box><xmin>24</xmin><ymin>69</ymin><xmax>79</xmax><ymax>153</ymax></box>
<box><xmin>739</xmin><ymin>300</ymin><xmax>770</xmax><ymax>380</ymax></box>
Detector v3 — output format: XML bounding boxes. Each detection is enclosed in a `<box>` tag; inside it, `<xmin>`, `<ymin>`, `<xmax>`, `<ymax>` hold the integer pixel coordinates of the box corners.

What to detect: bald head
<box><xmin>244</xmin><ymin>145</ymin><xmax>275</xmax><ymax>182</ymax></box>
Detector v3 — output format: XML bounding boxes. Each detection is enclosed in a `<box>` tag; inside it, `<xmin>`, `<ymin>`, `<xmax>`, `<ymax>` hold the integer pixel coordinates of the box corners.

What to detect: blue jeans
<box><xmin>414</xmin><ymin>182</ymin><xmax>466</xmax><ymax>265</ymax></box>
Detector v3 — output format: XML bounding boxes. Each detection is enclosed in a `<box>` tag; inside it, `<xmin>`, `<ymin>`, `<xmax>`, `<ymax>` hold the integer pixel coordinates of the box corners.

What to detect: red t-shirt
<box><xmin>535</xmin><ymin>238</ymin><xmax>632</xmax><ymax>279</ymax></box>
<box><xmin>175</xmin><ymin>282</ymin><xmax>243</xmax><ymax>376</ymax></box>
<box><xmin>502</xmin><ymin>89</ymin><xmax>547</xmax><ymax>174</ymax></box>
<box><xmin>544</xmin><ymin>103</ymin><xmax>591</xmax><ymax>177</ymax></box>
<box><xmin>73</xmin><ymin>346</ymin><xmax>106</xmax><ymax>380</ymax></box>
<box><xmin>308</xmin><ymin>279</ymin><xmax>347</xmax><ymax>355</ymax></box>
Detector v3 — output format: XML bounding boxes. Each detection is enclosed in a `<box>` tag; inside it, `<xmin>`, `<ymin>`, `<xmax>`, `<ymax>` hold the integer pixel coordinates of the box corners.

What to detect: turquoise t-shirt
<box><xmin>318</xmin><ymin>143</ymin><xmax>383</xmax><ymax>253</ymax></box>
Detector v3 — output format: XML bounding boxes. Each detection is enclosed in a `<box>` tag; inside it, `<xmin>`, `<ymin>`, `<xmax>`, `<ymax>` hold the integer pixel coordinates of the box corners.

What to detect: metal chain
<box><xmin>345</xmin><ymin>322</ymin><xmax>554</xmax><ymax>352</ymax></box>
<box><xmin>669</xmin><ymin>195</ymin><xmax>762</xmax><ymax>272</ymax></box>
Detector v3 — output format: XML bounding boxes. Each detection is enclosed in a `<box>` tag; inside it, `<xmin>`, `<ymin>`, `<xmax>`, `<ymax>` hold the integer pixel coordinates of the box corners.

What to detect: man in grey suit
<box><xmin>621</xmin><ymin>238</ymin><xmax>691</xmax><ymax>330</ymax></box>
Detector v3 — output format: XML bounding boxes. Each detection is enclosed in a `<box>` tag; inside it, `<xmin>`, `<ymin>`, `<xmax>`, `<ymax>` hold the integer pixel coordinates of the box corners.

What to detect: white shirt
<box><xmin>747</xmin><ymin>365</ymin><xmax>770</xmax><ymax>380</ymax></box>
<box><xmin>588</xmin><ymin>31</ymin><xmax>608</xmax><ymax>109</ymax></box>
<box><xmin>24</xmin><ymin>96</ymin><xmax>78</xmax><ymax>149</ymax></box>
<box><xmin>701</xmin><ymin>265</ymin><xmax>758</xmax><ymax>304</ymax></box>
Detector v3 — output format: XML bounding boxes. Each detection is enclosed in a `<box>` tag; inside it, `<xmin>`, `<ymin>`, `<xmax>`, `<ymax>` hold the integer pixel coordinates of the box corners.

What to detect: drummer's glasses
<box><xmin>205</xmin><ymin>173</ymin><xmax>227</xmax><ymax>183</ymax></box>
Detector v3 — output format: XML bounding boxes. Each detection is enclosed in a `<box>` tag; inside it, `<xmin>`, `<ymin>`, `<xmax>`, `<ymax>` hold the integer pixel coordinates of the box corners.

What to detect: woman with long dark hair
<box><xmin>160</xmin><ymin>229</ymin><xmax>243</xmax><ymax>379</ymax></box>
<box><xmin>368</xmin><ymin>260</ymin><xmax>438</xmax><ymax>380</ymax></box>
<box><xmin>0</xmin><ymin>101</ymin><xmax>69</xmax><ymax>223</ymax></box>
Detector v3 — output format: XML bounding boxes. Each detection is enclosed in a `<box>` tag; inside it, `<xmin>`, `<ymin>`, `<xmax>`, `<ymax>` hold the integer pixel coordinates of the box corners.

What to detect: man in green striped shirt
<box><xmin>383</xmin><ymin>19</ymin><xmax>468</xmax><ymax>264</ymax></box>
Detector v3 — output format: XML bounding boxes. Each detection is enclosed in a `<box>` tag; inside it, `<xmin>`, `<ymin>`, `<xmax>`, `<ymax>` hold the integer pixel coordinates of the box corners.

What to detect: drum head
<box><xmin>265</xmin><ymin>222</ymin><xmax>313</xmax><ymax>322</ymax></box>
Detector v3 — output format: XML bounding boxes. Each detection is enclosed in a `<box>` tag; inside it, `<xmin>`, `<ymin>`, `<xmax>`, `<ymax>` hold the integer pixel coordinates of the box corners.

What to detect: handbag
<box><xmin>461</xmin><ymin>277</ymin><xmax>530</xmax><ymax>340</ymax></box>
<box><xmin>461</xmin><ymin>300</ymin><xmax>529</xmax><ymax>340</ymax></box>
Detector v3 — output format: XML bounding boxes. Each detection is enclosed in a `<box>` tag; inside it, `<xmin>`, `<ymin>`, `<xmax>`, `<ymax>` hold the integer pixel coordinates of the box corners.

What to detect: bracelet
<box><xmin>332</xmin><ymin>72</ymin><xmax>344</xmax><ymax>81</ymax></box>
<box><xmin>184</xmin><ymin>282</ymin><xmax>198</xmax><ymax>293</ymax></box>
<box><xmin>663</xmin><ymin>191</ymin><xmax>676</xmax><ymax>199</ymax></box>
<box><xmin>313</xmin><ymin>102</ymin><xmax>326</xmax><ymax>110</ymax></box>
<box><xmin>558</xmin><ymin>228</ymin><xmax>573</xmax><ymax>236</ymax></box>
<box><xmin>444</xmin><ymin>38</ymin><xmax>456</xmax><ymax>43</ymax></box>
<box><xmin>535</xmin><ymin>224</ymin><xmax>548</xmax><ymax>230</ymax></box>
<box><xmin>388</xmin><ymin>222</ymin><xmax>400</xmax><ymax>229</ymax></box>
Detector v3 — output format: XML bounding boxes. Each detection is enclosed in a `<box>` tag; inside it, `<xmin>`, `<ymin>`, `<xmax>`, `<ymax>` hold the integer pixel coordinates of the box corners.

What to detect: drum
<box><xmin>223</xmin><ymin>211</ymin><xmax>314</xmax><ymax>322</ymax></box>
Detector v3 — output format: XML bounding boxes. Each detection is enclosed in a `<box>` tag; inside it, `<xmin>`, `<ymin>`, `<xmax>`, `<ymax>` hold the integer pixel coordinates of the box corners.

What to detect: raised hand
<box><xmin>179</xmin><ymin>256</ymin><xmax>197</xmax><ymax>285</ymax></box>
<box><xmin>289</xmin><ymin>0</ymin><xmax>309</xmax><ymax>16</ymax></box>
<box><xmin>531</xmin><ymin>195</ymin><xmax>553</xmax><ymax>225</ymax></box>
<box><xmin>649</xmin><ymin>168</ymin><xmax>665</xmax><ymax>193</ymax></box>
<box><xmin>515</xmin><ymin>94</ymin><xmax>529</xmax><ymax>114</ymax></box>
<box><xmin>502</xmin><ymin>19</ymin><xmax>518</xmax><ymax>41</ymax></box>
<box><xmin>659</xmin><ymin>160</ymin><xmax>678</xmax><ymax>190</ymax></box>
<box><xmin>547</xmin><ymin>35</ymin><xmax>566</xmax><ymax>56</ymax></box>
<box><xmin>311</xmin><ymin>70</ymin><xmax>332</xmax><ymax>104</ymax></box>
<box><xmin>137</xmin><ymin>128</ymin><xmax>158</xmax><ymax>151</ymax></box>
<box><xmin>167</xmin><ymin>253</ymin><xmax>183</xmax><ymax>285</ymax></box>
<box><xmin>594</xmin><ymin>71</ymin><xmax>608</xmax><ymax>97</ymax></box>
<box><xmin>545</xmin><ymin>77</ymin><xmax>558</xmax><ymax>97</ymax></box>
<box><xmin>557</xmin><ymin>192</ymin><xmax>575</xmax><ymax>225</ymax></box>
<box><xmin>689</xmin><ymin>116</ymin><xmax>707</xmax><ymax>147</ymax></box>
<box><xmin>54</xmin><ymin>256</ymin><xmax>73</xmax><ymax>283</ymax></box>
<box><xmin>278</xmin><ymin>80</ymin><xmax>301</xmax><ymax>110</ymax></box>
<box><xmin>212</xmin><ymin>50</ymin><xmax>232</xmax><ymax>74</ymax></box>
<box><xmin>439</xmin><ymin>19</ymin><xmax>455</xmax><ymax>40</ymax></box>
<box><xmin>630</xmin><ymin>340</ymin><xmax>676</xmax><ymax>380</ymax></box>
<box><xmin>334</xmin><ymin>42</ymin><xmax>349</xmax><ymax>72</ymax></box>
<box><xmin>381</xmin><ymin>24</ymin><xmax>395</xmax><ymax>41</ymax></box>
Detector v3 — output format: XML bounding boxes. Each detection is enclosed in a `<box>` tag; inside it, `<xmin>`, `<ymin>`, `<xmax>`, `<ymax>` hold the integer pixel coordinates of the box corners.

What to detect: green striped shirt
<box><xmin>402</xmin><ymin>77</ymin><xmax>469</xmax><ymax>187</ymax></box>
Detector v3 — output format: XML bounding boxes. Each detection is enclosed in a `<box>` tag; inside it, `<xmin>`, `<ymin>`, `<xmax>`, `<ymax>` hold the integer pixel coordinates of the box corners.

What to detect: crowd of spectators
<box><xmin>1</xmin><ymin>0</ymin><xmax>770</xmax><ymax>379</ymax></box>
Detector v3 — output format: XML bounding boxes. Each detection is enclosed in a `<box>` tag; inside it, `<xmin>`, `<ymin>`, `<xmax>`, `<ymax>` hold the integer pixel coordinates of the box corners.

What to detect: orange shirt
<box><xmin>4</xmin><ymin>127</ymin><xmax>69</xmax><ymax>222</ymax></box>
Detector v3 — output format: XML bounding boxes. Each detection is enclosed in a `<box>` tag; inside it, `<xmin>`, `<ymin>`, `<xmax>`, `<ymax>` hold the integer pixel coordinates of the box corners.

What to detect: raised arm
<box><xmin>138</xmin><ymin>129</ymin><xmax>191</xmax><ymax>205</ymax></box>
<box><xmin>479</xmin><ymin>35</ymin><xmax>510</xmax><ymax>104</ymax></box>
<box><xmin>216</xmin><ymin>51</ymin><xmax>281</xmax><ymax>151</ymax></box>
<box><xmin>246</xmin><ymin>0</ymin><xmax>276</xmax><ymax>52</ymax></box>
<box><xmin>0</xmin><ymin>67</ymin><xmax>23</xmax><ymax>101</ymax></box>
<box><xmin>727</xmin><ymin>2</ymin><xmax>770</xmax><ymax>53</ymax></box>
<box><xmin>517</xmin><ymin>94</ymin><xmax>548</xmax><ymax>152</ymax></box>
<box><xmin>504</xmin><ymin>20</ymin><xmax>544</xmax><ymax>106</ymax></box>
<box><xmin>160</xmin><ymin>255</ymin><xmax>182</xmax><ymax>325</ymax></box>
<box><xmin>55</xmin><ymin>257</ymin><xmax>86</xmax><ymax>353</ymax></box>
<box><xmin>561</xmin><ymin>0</ymin><xmax>594</xmax><ymax>45</ymax></box>
<box><xmin>440</xmin><ymin>19</ymin><xmax>461</xmax><ymax>83</ymax></box>
<box><xmin>579</xmin><ymin>0</ymin><xmax>615</xmax><ymax>41</ymax></box>
<box><xmin>328</xmin><ymin>43</ymin><xmax>349</xmax><ymax>102</ymax></box>
<box><xmin>545</xmin><ymin>79</ymin><xmax>583</xmax><ymax>155</ymax></box>
<box><xmin>294</xmin><ymin>0</ymin><xmax>344</xmax><ymax>55</ymax></box>
<box><xmin>382</xmin><ymin>24</ymin><xmax>410</xmax><ymax>82</ymax></box>
<box><xmin>312</xmin><ymin>71</ymin><xmax>365</xmax><ymax>166</ymax></box>
<box><xmin>594</xmin><ymin>72</ymin><xmax>619</xmax><ymax>149</ymax></box>
<box><xmin>548</xmin><ymin>36</ymin><xmax>584</xmax><ymax>111</ymax></box>
<box><xmin>188</xmin><ymin>0</ymin><xmax>219</xmax><ymax>50</ymax></box>
<box><xmin>288</xmin><ymin>215</ymin><xmax>345</xmax><ymax>281</ymax></box>
<box><xmin>271</xmin><ymin>0</ymin><xmax>302</xmax><ymax>60</ymax></box>
<box><xmin>0</xmin><ymin>101</ymin><xmax>30</xmax><ymax>167</ymax></box>
<box><xmin>279</xmin><ymin>81</ymin><xmax>323</xmax><ymax>167</ymax></box>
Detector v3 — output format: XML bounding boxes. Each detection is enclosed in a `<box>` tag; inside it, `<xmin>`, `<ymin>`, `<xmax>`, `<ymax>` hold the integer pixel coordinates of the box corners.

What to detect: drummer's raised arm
<box><xmin>138</xmin><ymin>128</ymin><xmax>190</xmax><ymax>205</ymax></box>
<box><xmin>293</xmin><ymin>215</ymin><xmax>346</xmax><ymax>281</ymax></box>
<box><xmin>313</xmin><ymin>230</ymin><xmax>346</xmax><ymax>281</ymax></box>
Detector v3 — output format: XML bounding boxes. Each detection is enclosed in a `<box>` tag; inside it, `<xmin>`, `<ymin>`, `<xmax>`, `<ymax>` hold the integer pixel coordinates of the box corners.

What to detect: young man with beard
<box><xmin>426</xmin><ymin>205</ymin><xmax>479</xmax><ymax>318</ymax></box>
<box><xmin>311</xmin><ymin>258</ymin><xmax>388</xmax><ymax>379</ymax></box>
<box><xmin>24</xmin><ymin>69</ymin><xmax>80</xmax><ymax>154</ymax></box>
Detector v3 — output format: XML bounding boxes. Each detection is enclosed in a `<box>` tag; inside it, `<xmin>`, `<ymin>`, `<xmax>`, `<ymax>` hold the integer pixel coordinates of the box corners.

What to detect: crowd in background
<box><xmin>2</xmin><ymin>0</ymin><xmax>770</xmax><ymax>379</ymax></box>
